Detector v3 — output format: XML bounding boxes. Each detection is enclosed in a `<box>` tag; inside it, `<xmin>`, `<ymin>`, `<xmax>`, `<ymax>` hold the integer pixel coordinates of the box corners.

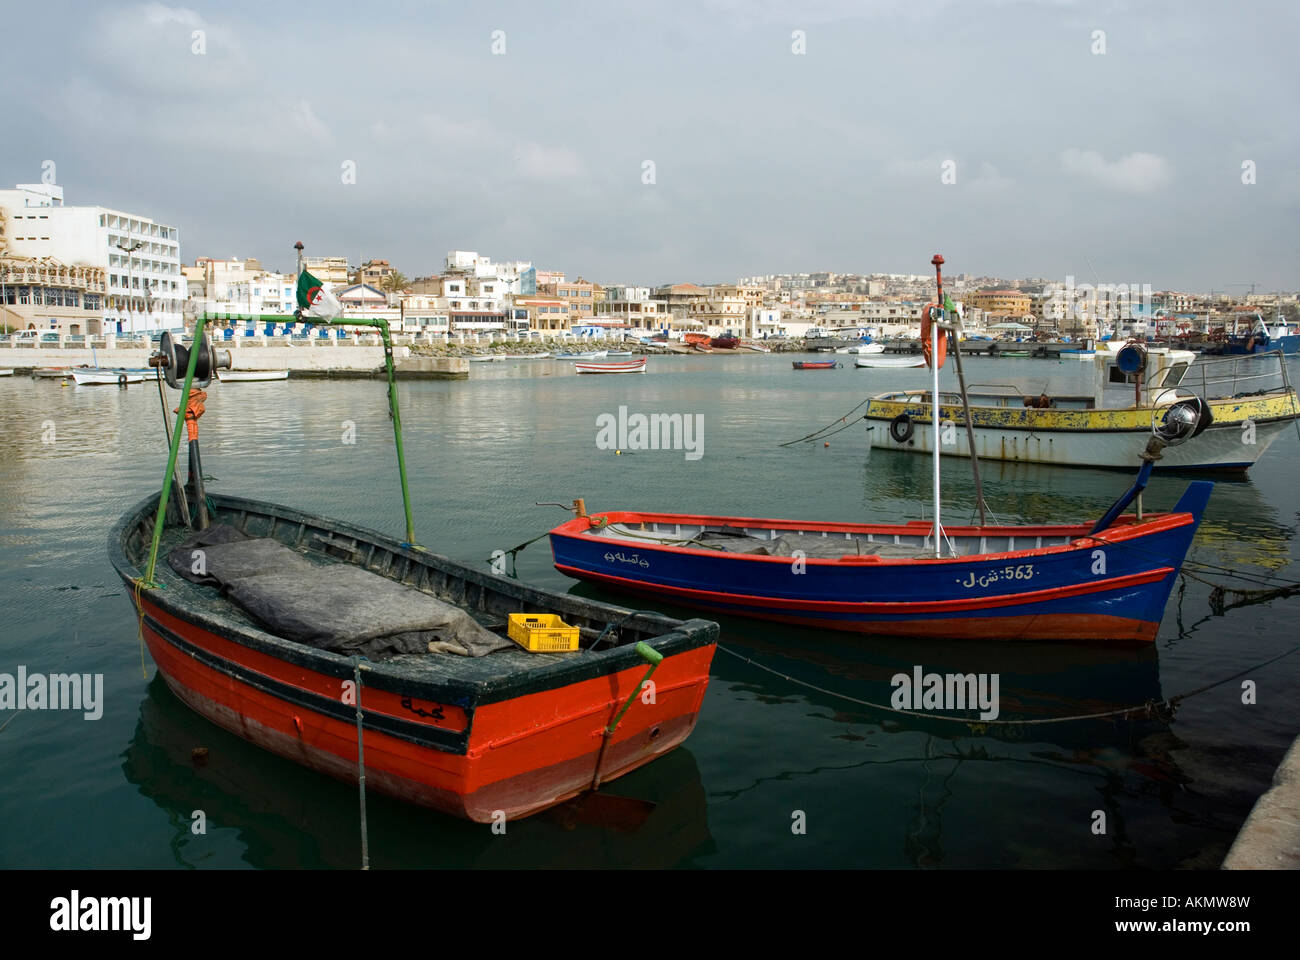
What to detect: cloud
<box><xmin>1059</xmin><ymin>149</ymin><xmax>1170</xmax><ymax>193</ymax></box>
<box><xmin>514</xmin><ymin>143</ymin><xmax>584</xmax><ymax>181</ymax></box>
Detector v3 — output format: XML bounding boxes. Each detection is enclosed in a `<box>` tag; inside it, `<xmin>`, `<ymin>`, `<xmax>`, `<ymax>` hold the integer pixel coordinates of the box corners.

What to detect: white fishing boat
<box><xmin>574</xmin><ymin>357</ymin><xmax>647</xmax><ymax>375</ymax></box>
<box><xmin>72</xmin><ymin>368</ymin><xmax>146</xmax><ymax>386</ymax></box>
<box><xmin>555</xmin><ymin>350</ymin><xmax>608</xmax><ymax>360</ymax></box>
<box><xmin>1060</xmin><ymin>348</ymin><xmax>1097</xmax><ymax>360</ymax></box>
<box><xmin>0</xmin><ymin>369</ymin><xmax>13</xmax><ymax>377</ymax></box>
<box><xmin>219</xmin><ymin>369</ymin><xmax>289</xmax><ymax>382</ymax></box>
<box><xmin>739</xmin><ymin>342</ymin><xmax>771</xmax><ymax>353</ymax></box>
<box><xmin>856</xmin><ymin>355</ymin><xmax>927</xmax><ymax>369</ymax></box>
<box><xmin>849</xmin><ymin>343</ymin><xmax>887</xmax><ymax>355</ymax></box>
<box><xmin>606</xmin><ymin>350</ymin><xmax>635</xmax><ymax>357</ymax></box>
<box><xmin>467</xmin><ymin>354</ymin><xmax>506</xmax><ymax>363</ymax></box>
<box><xmin>864</xmin><ymin>346</ymin><xmax>1299</xmax><ymax>471</ymax></box>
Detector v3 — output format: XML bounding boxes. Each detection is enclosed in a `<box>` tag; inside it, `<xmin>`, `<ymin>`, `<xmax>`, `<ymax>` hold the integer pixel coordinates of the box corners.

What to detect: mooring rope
<box><xmin>778</xmin><ymin>398</ymin><xmax>873</xmax><ymax>447</ymax></box>
<box><xmin>353</xmin><ymin>659</ymin><xmax>370</xmax><ymax>871</ymax></box>
<box><xmin>714</xmin><ymin>640</ymin><xmax>1300</xmax><ymax>729</ymax></box>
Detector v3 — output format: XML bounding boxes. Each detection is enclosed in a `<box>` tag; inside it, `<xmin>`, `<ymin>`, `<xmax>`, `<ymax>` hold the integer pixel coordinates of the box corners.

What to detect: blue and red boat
<box><xmin>547</xmin><ymin>482</ymin><xmax>1209</xmax><ymax>644</ymax></box>
<box><xmin>550</xmin><ymin>253</ymin><xmax>1216</xmax><ymax>645</ymax></box>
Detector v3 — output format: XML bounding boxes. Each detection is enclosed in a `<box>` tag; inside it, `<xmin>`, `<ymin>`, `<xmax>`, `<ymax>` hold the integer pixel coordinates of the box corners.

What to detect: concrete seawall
<box><xmin>1222</xmin><ymin>735</ymin><xmax>1300</xmax><ymax>869</ymax></box>
<box><xmin>0</xmin><ymin>345</ymin><xmax>475</xmax><ymax>379</ymax></box>
<box><xmin>0</xmin><ymin>345</ymin><xmax>404</xmax><ymax>374</ymax></box>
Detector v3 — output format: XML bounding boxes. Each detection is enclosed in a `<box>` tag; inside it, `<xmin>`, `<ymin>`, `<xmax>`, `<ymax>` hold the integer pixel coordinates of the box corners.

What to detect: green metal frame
<box><xmin>139</xmin><ymin>311</ymin><xmax>421</xmax><ymax>588</ymax></box>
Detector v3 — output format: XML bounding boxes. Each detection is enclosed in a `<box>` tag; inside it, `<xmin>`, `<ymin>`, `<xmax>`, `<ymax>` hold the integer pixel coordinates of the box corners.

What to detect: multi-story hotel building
<box><xmin>0</xmin><ymin>182</ymin><xmax>183</xmax><ymax>333</ymax></box>
<box><xmin>538</xmin><ymin>277</ymin><xmax>599</xmax><ymax>320</ymax></box>
<box><xmin>965</xmin><ymin>288</ymin><xmax>1031</xmax><ymax>318</ymax></box>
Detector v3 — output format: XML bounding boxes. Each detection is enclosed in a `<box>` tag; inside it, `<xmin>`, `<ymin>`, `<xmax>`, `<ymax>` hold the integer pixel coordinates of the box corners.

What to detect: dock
<box><xmin>1222</xmin><ymin>735</ymin><xmax>1300</xmax><ymax>869</ymax></box>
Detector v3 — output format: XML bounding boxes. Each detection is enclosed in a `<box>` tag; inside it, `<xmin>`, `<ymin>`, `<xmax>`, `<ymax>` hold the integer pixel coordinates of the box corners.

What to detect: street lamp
<box><xmin>116</xmin><ymin>238</ymin><xmax>144</xmax><ymax>336</ymax></box>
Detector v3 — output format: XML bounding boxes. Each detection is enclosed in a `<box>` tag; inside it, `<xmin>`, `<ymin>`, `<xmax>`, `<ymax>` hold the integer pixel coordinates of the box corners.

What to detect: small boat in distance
<box><xmin>0</xmin><ymin>369</ymin><xmax>12</xmax><ymax>377</ymax></box>
<box><xmin>793</xmin><ymin>361</ymin><xmax>840</xmax><ymax>370</ymax></box>
<box><xmin>575</xmin><ymin>357</ymin><xmax>647</xmax><ymax>375</ymax></box>
<box><xmin>219</xmin><ymin>369</ymin><xmax>290</xmax><ymax>382</ymax></box>
<box><xmin>856</xmin><ymin>356</ymin><xmax>926</xmax><ymax>369</ymax></box>
<box><xmin>72</xmin><ymin>368</ymin><xmax>146</xmax><ymax>386</ymax></box>
<box><xmin>606</xmin><ymin>350</ymin><xmax>635</xmax><ymax>357</ymax></box>
<box><xmin>555</xmin><ymin>350</ymin><xmax>609</xmax><ymax>360</ymax></box>
<box><xmin>710</xmin><ymin>335</ymin><xmax>740</xmax><ymax>349</ymax></box>
<box><xmin>739</xmin><ymin>342</ymin><xmax>771</xmax><ymax>353</ymax></box>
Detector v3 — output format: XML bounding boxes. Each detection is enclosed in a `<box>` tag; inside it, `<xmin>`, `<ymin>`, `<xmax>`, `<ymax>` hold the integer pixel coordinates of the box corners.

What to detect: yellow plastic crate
<box><xmin>507</xmin><ymin>613</ymin><xmax>581</xmax><ymax>653</ymax></box>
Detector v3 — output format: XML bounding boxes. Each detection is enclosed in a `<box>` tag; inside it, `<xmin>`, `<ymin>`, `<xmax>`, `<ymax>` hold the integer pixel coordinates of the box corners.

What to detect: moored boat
<box><xmin>547</xmin><ymin>483</ymin><xmax>1210</xmax><ymax>643</ymax></box>
<box><xmin>219</xmin><ymin>369</ymin><xmax>289</xmax><ymax>382</ymax></box>
<box><xmin>793</xmin><ymin>360</ymin><xmax>840</xmax><ymax>370</ymax></box>
<box><xmin>72</xmin><ymin>367</ymin><xmax>146</xmax><ymax>385</ymax></box>
<box><xmin>0</xmin><ymin>369</ymin><xmax>12</xmax><ymax>377</ymax></box>
<box><xmin>549</xmin><ymin>254</ymin><xmax>1219</xmax><ymax>644</ymax></box>
<box><xmin>865</xmin><ymin>347</ymin><xmax>1299</xmax><ymax>470</ymax></box>
<box><xmin>574</xmin><ymin>357</ymin><xmax>647</xmax><ymax>374</ymax></box>
<box><xmin>554</xmin><ymin>349</ymin><xmax>608</xmax><ymax>360</ymax></box>
<box><xmin>112</xmin><ymin>306</ymin><xmax>716</xmax><ymax>824</ymax></box>
<box><xmin>856</xmin><ymin>355</ymin><xmax>926</xmax><ymax>369</ymax></box>
<box><xmin>710</xmin><ymin>335</ymin><xmax>740</xmax><ymax>350</ymax></box>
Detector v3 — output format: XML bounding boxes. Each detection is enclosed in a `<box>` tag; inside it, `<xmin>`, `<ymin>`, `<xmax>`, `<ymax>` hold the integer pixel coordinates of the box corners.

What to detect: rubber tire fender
<box><xmin>889</xmin><ymin>413</ymin><xmax>914</xmax><ymax>443</ymax></box>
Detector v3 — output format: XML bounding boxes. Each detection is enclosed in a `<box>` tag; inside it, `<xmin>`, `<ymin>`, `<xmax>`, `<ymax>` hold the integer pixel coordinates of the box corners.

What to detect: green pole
<box><xmin>605</xmin><ymin>642</ymin><xmax>663</xmax><ymax>733</ymax></box>
<box><xmin>140</xmin><ymin>314</ymin><xmax>207</xmax><ymax>587</ymax></box>
<box><xmin>377</xmin><ymin>318</ymin><xmax>420</xmax><ymax>549</ymax></box>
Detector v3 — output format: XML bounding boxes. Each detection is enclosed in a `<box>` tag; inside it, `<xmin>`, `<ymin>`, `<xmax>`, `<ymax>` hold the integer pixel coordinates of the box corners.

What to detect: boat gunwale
<box><xmin>549</xmin><ymin>508</ymin><xmax>1196</xmax><ymax>568</ymax></box>
<box><xmin>110</xmin><ymin>493</ymin><xmax>718</xmax><ymax>707</ymax></box>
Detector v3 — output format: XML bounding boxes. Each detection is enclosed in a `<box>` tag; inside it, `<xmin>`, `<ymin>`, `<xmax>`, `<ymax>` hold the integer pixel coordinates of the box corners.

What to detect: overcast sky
<box><xmin>6</xmin><ymin>0</ymin><xmax>1297</xmax><ymax>291</ymax></box>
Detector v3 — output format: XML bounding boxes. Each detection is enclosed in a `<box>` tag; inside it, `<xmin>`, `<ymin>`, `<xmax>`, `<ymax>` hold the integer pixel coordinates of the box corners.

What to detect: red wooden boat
<box><xmin>112</xmin><ymin>310</ymin><xmax>717</xmax><ymax>823</ymax></box>
<box><xmin>574</xmin><ymin>356</ymin><xmax>647</xmax><ymax>374</ymax></box>
<box><xmin>710</xmin><ymin>335</ymin><xmax>740</xmax><ymax>349</ymax></box>
<box><xmin>683</xmin><ymin>333</ymin><xmax>710</xmax><ymax>347</ymax></box>
<box><xmin>111</xmin><ymin>494</ymin><xmax>715</xmax><ymax>821</ymax></box>
<box><xmin>793</xmin><ymin>360</ymin><xmax>840</xmax><ymax>369</ymax></box>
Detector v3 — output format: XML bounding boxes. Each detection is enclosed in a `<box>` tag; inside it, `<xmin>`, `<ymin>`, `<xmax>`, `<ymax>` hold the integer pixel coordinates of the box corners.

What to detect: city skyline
<box><xmin>4</xmin><ymin>1</ymin><xmax>1297</xmax><ymax>291</ymax></box>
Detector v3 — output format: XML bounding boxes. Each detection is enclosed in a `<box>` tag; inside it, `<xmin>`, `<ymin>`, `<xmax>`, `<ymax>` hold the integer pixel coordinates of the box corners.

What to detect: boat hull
<box><xmin>864</xmin><ymin>392</ymin><xmax>1297</xmax><ymax>470</ymax></box>
<box><xmin>549</xmin><ymin>486</ymin><xmax>1212</xmax><ymax>643</ymax></box>
<box><xmin>73</xmin><ymin>369</ymin><xmax>145</xmax><ymax>385</ymax></box>
<box><xmin>111</xmin><ymin>495</ymin><xmax>716</xmax><ymax>822</ymax></box>
<box><xmin>857</xmin><ymin>356</ymin><xmax>927</xmax><ymax>369</ymax></box>
<box><xmin>220</xmin><ymin>370</ymin><xmax>289</xmax><ymax>382</ymax></box>
<box><xmin>574</xmin><ymin>358</ymin><xmax>647</xmax><ymax>374</ymax></box>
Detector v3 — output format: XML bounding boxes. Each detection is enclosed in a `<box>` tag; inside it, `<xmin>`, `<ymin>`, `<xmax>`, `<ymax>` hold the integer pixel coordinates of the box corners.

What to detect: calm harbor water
<box><xmin>1</xmin><ymin>352</ymin><xmax>1298</xmax><ymax>869</ymax></box>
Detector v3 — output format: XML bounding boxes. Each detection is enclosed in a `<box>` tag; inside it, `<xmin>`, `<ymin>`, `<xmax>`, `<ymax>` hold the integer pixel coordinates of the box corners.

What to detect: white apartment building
<box><xmin>444</xmin><ymin>250</ymin><xmax>532</xmax><ymax>293</ymax></box>
<box><xmin>226</xmin><ymin>273</ymin><xmax>295</xmax><ymax>315</ymax></box>
<box><xmin>0</xmin><ymin>183</ymin><xmax>183</xmax><ymax>333</ymax></box>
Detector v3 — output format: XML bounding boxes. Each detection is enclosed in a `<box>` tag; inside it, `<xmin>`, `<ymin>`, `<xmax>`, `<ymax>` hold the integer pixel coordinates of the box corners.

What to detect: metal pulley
<box><xmin>156</xmin><ymin>331</ymin><xmax>232</xmax><ymax>388</ymax></box>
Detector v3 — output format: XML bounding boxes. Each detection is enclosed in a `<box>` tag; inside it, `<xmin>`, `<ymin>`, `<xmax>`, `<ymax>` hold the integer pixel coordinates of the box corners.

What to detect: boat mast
<box><xmin>930</xmin><ymin>257</ymin><xmax>943</xmax><ymax>558</ymax></box>
<box><xmin>933</xmin><ymin>253</ymin><xmax>987</xmax><ymax>526</ymax></box>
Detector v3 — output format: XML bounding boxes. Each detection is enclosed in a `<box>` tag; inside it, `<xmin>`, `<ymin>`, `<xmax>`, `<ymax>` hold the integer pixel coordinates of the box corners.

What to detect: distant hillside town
<box><xmin>2</xmin><ymin>181</ymin><xmax>1295</xmax><ymax>342</ymax></box>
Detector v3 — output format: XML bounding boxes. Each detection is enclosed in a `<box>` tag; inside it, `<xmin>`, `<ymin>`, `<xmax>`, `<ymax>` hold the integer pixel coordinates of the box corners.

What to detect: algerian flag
<box><xmin>296</xmin><ymin>269</ymin><xmax>342</xmax><ymax>320</ymax></box>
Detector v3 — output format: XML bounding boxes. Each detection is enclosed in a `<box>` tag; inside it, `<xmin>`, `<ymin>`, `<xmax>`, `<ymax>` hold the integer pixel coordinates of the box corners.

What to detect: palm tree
<box><xmin>381</xmin><ymin>271</ymin><xmax>409</xmax><ymax>296</ymax></box>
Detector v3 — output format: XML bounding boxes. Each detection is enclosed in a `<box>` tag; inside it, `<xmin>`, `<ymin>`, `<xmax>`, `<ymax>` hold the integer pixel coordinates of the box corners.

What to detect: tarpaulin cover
<box><xmin>168</xmin><ymin>524</ymin><xmax>512</xmax><ymax>659</ymax></box>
